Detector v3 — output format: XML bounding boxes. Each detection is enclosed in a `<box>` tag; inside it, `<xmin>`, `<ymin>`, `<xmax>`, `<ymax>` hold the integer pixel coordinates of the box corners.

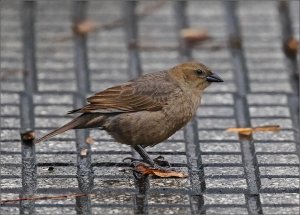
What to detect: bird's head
<box><xmin>169</xmin><ymin>61</ymin><xmax>223</xmax><ymax>92</ymax></box>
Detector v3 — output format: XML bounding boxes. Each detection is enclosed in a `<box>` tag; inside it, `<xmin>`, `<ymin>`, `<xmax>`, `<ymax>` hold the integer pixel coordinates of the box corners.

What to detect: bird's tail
<box><xmin>34</xmin><ymin>113</ymin><xmax>106</xmax><ymax>144</ymax></box>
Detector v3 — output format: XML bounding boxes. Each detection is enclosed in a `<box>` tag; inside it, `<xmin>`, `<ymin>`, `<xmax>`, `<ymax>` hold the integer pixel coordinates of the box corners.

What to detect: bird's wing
<box><xmin>69</xmin><ymin>72</ymin><xmax>180</xmax><ymax>114</ymax></box>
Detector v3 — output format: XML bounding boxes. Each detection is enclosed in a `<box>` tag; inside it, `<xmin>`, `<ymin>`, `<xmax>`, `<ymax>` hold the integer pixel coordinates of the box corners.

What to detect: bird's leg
<box><xmin>133</xmin><ymin>145</ymin><xmax>156</xmax><ymax>167</ymax></box>
<box><xmin>132</xmin><ymin>145</ymin><xmax>171</xmax><ymax>168</ymax></box>
<box><xmin>123</xmin><ymin>145</ymin><xmax>171</xmax><ymax>169</ymax></box>
<box><xmin>125</xmin><ymin>145</ymin><xmax>187</xmax><ymax>178</ymax></box>
<box><xmin>122</xmin><ymin>145</ymin><xmax>154</xmax><ymax>165</ymax></box>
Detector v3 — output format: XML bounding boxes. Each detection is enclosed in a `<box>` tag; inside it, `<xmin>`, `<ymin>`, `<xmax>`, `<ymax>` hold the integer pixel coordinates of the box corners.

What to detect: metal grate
<box><xmin>1</xmin><ymin>1</ymin><xmax>299</xmax><ymax>214</ymax></box>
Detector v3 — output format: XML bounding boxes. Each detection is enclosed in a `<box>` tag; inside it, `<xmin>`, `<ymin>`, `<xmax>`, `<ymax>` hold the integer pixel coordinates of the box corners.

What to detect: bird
<box><xmin>35</xmin><ymin>62</ymin><xmax>223</xmax><ymax>168</ymax></box>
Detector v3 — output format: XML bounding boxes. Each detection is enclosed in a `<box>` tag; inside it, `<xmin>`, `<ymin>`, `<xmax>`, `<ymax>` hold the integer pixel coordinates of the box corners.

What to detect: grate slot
<box><xmin>72</xmin><ymin>1</ymin><xmax>93</xmax><ymax>214</ymax></box>
<box><xmin>123</xmin><ymin>2</ymin><xmax>149</xmax><ymax>214</ymax></box>
<box><xmin>225</xmin><ymin>1</ymin><xmax>263</xmax><ymax>214</ymax></box>
<box><xmin>174</xmin><ymin>1</ymin><xmax>206</xmax><ymax>214</ymax></box>
<box><xmin>278</xmin><ymin>1</ymin><xmax>300</xmax><ymax>157</ymax></box>
<box><xmin>19</xmin><ymin>1</ymin><xmax>38</xmax><ymax>214</ymax></box>
<box><xmin>124</xmin><ymin>1</ymin><xmax>142</xmax><ymax>79</ymax></box>
<box><xmin>21</xmin><ymin>1</ymin><xmax>38</xmax><ymax>94</ymax></box>
<box><xmin>20</xmin><ymin>93</ymin><xmax>37</xmax><ymax>214</ymax></box>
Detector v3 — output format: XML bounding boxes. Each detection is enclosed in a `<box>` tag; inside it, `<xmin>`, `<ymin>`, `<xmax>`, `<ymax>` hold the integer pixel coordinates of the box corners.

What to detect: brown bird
<box><xmin>35</xmin><ymin>62</ymin><xmax>223</xmax><ymax>167</ymax></box>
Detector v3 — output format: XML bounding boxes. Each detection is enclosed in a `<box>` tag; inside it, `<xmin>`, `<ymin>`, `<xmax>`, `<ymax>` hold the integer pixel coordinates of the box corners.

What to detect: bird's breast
<box><xmin>105</xmin><ymin>92</ymin><xmax>201</xmax><ymax>147</ymax></box>
<box><xmin>163</xmin><ymin>93</ymin><xmax>201</xmax><ymax>132</ymax></box>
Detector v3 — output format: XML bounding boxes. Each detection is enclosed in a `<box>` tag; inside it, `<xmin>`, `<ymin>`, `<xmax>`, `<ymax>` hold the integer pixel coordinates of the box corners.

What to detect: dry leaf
<box><xmin>134</xmin><ymin>163</ymin><xmax>187</xmax><ymax>178</ymax></box>
<box><xmin>226</xmin><ymin>125</ymin><xmax>281</xmax><ymax>136</ymax></box>
<box><xmin>21</xmin><ymin>131</ymin><xmax>35</xmax><ymax>141</ymax></box>
<box><xmin>180</xmin><ymin>28</ymin><xmax>210</xmax><ymax>43</ymax></box>
<box><xmin>73</xmin><ymin>20</ymin><xmax>97</xmax><ymax>35</ymax></box>
<box><xmin>80</xmin><ymin>149</ymin><xmax>88</xmax><ymax>156</ymax></box>
<box><xmin>86</xmin><ymin>136</ymin><xmax>95</xmax><ymax>144</ymax></box>
<box><xmin>284</xmin><ymin>37</ymin><xmax>299</xmax><ymax>57</ymax></box>
<box><xmin>54</xmin><ymin>2</ymin><xmax>166</xmax><ymax>42</ymax></box>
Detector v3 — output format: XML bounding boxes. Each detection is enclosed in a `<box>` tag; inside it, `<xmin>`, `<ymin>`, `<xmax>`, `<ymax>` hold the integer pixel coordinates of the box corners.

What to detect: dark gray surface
<box><xmin>1</xmin><ymin>1</ymin><xmax>299</xmax><ymax>214</ymax></box>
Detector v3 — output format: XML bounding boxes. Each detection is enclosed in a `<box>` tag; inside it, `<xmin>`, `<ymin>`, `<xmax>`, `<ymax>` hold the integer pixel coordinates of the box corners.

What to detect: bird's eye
<box><xmin>195</xmin><ymin>69</ymin><xmax>204</xmax><ymax>76</ymax></box>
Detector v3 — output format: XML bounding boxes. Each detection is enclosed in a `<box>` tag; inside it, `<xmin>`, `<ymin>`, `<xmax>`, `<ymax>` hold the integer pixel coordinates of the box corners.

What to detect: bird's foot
<box><xmin>122</xmin><ymin>157</ymin><xmax>143</xmax><ymax>163</ymax></box>
<box><xmin>122</xmin><ymin>156</ymin><xmax>187</xmax><ymax>178</ymax></box>
<box><xmin>131</xmin><ymin>162</ymin><xmax>187</xmax><ymax>178</ymax></box>
<box><xmin>153</xmin><ymin>155</ymin><xmax>171</xmax><ymax>167</ymax></box>
<box><xmin>122</xmin><ymin>155</ymin><xmax>170</xmax><ymax>167</ymax></box>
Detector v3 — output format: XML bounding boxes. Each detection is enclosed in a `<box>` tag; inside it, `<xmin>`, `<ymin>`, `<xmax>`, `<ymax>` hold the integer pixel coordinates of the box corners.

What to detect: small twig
<box><xmin>0</xmin><ymin>193</ymin><xmax>95</xmax><ymax>204</ymax></box>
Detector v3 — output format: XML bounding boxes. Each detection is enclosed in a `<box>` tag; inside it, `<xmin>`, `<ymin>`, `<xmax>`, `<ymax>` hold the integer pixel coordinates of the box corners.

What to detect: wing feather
<box><xmin>69</xmin><ymin>71</ymin><xmax>180</xmax><ymax>114</ymax></box>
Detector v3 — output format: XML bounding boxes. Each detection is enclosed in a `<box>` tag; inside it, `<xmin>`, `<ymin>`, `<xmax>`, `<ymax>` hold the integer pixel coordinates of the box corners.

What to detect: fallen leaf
<box><xmin>284</xmin><ymin>37</ymin><xmax>299</xmax><ymax>57</ymax></box>
<box><xmin>86</xmin><ymin>136</ymin><xmax>95</xmax><ymax>144</ymax></box>
<box><xmin>73</xmin><ymin>20</ymin><xmax>97</xmax><ymax>35</ymax></box>
<box><xmin>80</xmin><ymin>148</ymin><xmax>88</xmax><ymax>156</ymax></box>
<box><xmin>226</xmin><ymin>125</ymin><xmax>281</xmax><ymax>136</ymax></box>
<box><xmin>53</xmin><ymin>2</ymin><xmax>166</xmax><ymax>42</ymax></box>
<box><xmin>21</xmin><ymin>131</ymin><xmax>35</xmax><ymax>141</ymax></box>
<box><xmin>180</xmin><ymin>28</ymin><xmax>210</xmax><ymax>43</ymax></box>
<box><xmin>134</xmin><ymin>163</ymin><xmax>187</xmax><ymax>178</ymax></box>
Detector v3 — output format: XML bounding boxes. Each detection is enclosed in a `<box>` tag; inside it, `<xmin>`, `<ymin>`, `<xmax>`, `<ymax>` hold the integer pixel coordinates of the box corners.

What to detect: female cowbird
<box><xmin>35</xmin><ymin>62</ymin><xmax>223</xmax><ymax>167</ymax></box>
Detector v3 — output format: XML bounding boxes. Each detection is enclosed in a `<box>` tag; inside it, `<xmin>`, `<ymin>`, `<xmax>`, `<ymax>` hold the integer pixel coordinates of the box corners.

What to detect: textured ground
<box><xmin>0</xmin><ymin>1</ymin><xmax>299</xmax><ymax>214</ymax></box>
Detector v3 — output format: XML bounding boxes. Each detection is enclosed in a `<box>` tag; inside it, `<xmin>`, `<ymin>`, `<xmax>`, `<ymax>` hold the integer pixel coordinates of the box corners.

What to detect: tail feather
<box><xmin>34</xmin><ymin>113</ymin><xmax>106</xmax><ymax>144</ymax></box>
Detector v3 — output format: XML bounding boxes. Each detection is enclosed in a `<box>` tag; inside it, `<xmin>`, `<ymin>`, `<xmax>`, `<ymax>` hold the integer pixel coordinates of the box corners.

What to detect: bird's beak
<box><xmin>206</xmin><ymin>73</ymin><xmax>224</xmax><ymax>82</ymax></box>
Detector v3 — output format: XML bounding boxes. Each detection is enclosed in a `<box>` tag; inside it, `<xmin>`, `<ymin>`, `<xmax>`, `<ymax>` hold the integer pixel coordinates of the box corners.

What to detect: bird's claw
<box><xmin>122</xmin><ymin>156</ymin><xmax>171</xmax><ymax>168</ymax></box>
<box><xmin>122</xmin><ymin>157</ymin><xmax>143</xmax><ymax>164</ymax></box>
<box><xmin>153</xmin><ymin>155</ymin><xmax>171</xmax><ymax>167</ymax></box>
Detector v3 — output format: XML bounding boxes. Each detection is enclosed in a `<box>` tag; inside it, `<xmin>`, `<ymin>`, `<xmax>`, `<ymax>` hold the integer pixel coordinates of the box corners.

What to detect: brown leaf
<box><xmin>134</xmin><ymin>163</ymin><xmax>188</xmax><ymax>178</ymax></box>
<box><xmin>54</xmin><ymin>2</ymin><xmax>166</xmax><ymax>42</ymax></box>
<box><xmin>86</xmin><ymin>136</ymin><xmax>95</xmax><ymax>144</ymax></box>
<box><xmin>73</xmin><ymin>20</ymin><xmax>97</xmax><ymax>35</ymax></box>
<box><xmin>284</xmin><ymin>37</ymin><xmax>299</xmax><ymax>57</ymax></box>
<box><xmin>180</xmin><ymin>28</ymin><xmax>210</xmax><ymax>43</ymax></box>
<box><xmin>80</xmin><ymin>149</ymin><xmax>88</xmax><ymax>156</ymax></box>
<box><xmin>226</xmin><ymin>125</ymin><xmax>281</xmax><ymax>136</ymax></box>
<box><xmin>21</xmin><ymin>131</ymin><xmax>35</xmax><ymax>141</ymax></box>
